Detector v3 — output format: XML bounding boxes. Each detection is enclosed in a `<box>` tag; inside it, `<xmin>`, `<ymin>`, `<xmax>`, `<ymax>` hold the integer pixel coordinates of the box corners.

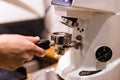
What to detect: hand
<box><xmin>0</xmin><ymin>34</ymin><xmax>46</xmax><ymax>70</ymax></box>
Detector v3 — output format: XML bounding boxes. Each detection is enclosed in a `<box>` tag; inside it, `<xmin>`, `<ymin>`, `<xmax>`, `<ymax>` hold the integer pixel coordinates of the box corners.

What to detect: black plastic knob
<box><xmin>35</xmin><ymin>39</ymin><xmax>50</xmax><ymax>50</ymax></box>
<box><xmin>96</xmin><ymin>46</ymin><xmax>112</xmax><ymax>62</ymax></box>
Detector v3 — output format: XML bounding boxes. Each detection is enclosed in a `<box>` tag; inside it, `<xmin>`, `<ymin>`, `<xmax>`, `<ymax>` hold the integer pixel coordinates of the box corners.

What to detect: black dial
<box><xmin>96</xmin><ymin>46</ymin><xmax>112</xmax><ymax>62</ymax></box>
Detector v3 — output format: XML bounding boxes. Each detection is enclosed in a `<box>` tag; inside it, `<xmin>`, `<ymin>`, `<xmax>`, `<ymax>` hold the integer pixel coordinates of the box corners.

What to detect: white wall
<box><xmin>0</xmin><ymin>0</ymin><xmax>45</xmax><ymax>24</ymax></box>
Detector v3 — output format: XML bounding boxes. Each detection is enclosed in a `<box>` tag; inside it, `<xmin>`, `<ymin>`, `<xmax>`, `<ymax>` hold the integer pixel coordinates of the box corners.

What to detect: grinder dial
<box><xmin>96</xmin><ymin>46</ymin><xmax>112</xmax><ymax>62</ymax></box>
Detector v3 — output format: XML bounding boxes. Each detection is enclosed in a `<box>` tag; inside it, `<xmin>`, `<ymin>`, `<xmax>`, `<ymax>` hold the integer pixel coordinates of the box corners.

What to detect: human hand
<box><xmin>0</xmin><ymin>34</ymin><xmax>46</xmax><ymax>70</ymax></box>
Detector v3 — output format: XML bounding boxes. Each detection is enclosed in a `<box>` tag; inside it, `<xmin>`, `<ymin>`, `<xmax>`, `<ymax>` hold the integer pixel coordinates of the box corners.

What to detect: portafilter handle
<box><xmin>35</xmin><ymin>39</ymin><xmax>50</xmax><ymax>50</ymax></box>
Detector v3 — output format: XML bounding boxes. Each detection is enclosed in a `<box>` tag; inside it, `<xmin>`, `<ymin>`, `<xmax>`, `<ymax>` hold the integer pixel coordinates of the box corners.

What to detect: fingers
<box><xmin>22</xmin><ymin>36</ymin><xmax>46</xmax><ymax>57</ymax></box>
<box><xmin>33</xmin><ymin>45</ymin><xmax>46</xmax><ymax>57</ymax></box>
<box><xmin>25</xmin><ymin>36</ymin><xmax>40</xmax><ymax>43</ymax></box>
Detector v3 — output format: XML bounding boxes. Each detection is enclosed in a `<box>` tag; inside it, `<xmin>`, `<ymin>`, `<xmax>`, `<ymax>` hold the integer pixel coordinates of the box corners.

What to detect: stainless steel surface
<box><xmin>60</xmin><ymin>17</ymin><xmax>78</xmax><ymax>27</ymax></box>
<box><xmin>55</xmin><ymin>47</ymin><xmax>66</xmax><ymax>55</ymax></box>
<box><xmin>51</xmin><ymin>32</ymin><xmax>72</xmax><ymax>46</ymax></box>
<box><xmin>51</xmin><ymin>32</ymin><xmax>72</xmax><ymax>55</ymax></box>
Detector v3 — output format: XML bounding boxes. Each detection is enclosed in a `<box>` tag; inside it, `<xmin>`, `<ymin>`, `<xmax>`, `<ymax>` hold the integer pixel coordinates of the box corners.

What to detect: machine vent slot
<box><xmin>79</xmin><ymin>70</ymin><xmax>102</xmax><ymax>76</ymax></box>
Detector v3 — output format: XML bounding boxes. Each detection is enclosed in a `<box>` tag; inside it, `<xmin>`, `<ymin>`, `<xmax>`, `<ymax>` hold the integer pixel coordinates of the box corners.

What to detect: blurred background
<box><xmin>0</xmin><ymin>0</ymin><xmax>73</xmax><ymax>79</ymax></box>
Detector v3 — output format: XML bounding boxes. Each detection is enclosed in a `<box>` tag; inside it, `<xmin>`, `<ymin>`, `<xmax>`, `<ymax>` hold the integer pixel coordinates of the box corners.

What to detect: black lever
<box><xmin>35</xmin><ymin>39</ymin><xmax>50</xmax><ymax>50</ymax></box>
